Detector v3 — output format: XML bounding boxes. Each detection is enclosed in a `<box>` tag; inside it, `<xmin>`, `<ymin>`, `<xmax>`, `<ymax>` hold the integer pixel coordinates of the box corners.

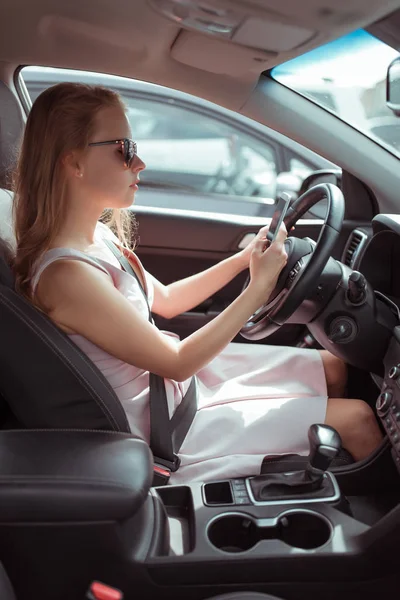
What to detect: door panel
<box><xmin>133</xmin><ymin>205</ymin><xmax>365</xmax><ymax>344</ymax></box>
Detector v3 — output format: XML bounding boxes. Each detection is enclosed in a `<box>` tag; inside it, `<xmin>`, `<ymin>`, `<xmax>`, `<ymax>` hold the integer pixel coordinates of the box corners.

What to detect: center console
<box><xmin>148</xmin><ymin>475</ymin><xmax>369</xmax><ymax>588</ymax></box>
<box><xmin>0</xmin><ymin>425</ymin><xmax>399</xmax><ymax>600</ymax></box>
<box><xmin>145</xmin><ymin>425</ymin><xmax>369</xmax><ymax>587</ymax></box>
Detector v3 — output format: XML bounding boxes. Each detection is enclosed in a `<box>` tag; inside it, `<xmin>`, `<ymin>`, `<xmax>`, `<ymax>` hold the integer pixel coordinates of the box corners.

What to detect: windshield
<box><xmin>272</xmin><ymin>30</ymin><xmax>400</xmax><ymax>157</ymax></box>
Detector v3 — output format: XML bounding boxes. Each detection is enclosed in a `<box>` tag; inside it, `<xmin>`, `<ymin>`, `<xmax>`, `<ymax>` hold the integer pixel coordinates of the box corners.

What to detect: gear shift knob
<box><xmin>306</xmin><ymin>424</ymin><xmax>342</xmax><ymax>480</ymax></box>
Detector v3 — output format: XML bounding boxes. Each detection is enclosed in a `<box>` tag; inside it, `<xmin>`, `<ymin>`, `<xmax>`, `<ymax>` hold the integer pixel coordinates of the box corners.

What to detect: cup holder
<box><xmin>207</xmin><ymin>510</ymin><xmax>332</xmax><ymax>553</ymax></box>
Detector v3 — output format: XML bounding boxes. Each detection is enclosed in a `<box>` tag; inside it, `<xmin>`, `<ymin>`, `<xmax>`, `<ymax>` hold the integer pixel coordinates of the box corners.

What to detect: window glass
<box><xmin>21</xmin><ymin>66</ymin><xmax>323</xmax><ymax>217</ymax></box>
<box><xmin>289</xmin><ymin>157</ymin><xmax>313</xmax><ymax>180</ymax></box>
<box><xmin>124</xmin><ymin>99</ymin><xmax>278</xmax><ymax>200</ymax></box>
<box><xmin>272</xmin><ymin>30</ymin><xmax>400</xmax><ymax>158</ymax></box>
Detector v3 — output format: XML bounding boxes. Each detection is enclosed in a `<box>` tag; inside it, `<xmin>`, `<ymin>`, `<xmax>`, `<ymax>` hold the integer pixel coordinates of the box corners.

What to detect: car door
<box><xmin>20</xmin><ymin>67</ymin><xmax>355</xmax><ymax>346</ymax></box>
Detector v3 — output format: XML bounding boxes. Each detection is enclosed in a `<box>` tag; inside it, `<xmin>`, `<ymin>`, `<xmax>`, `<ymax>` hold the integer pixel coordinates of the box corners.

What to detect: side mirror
<box><xmin>387</xmin><ymin>55</ymin><xmax>400</xmax><ymax>117</ymax></box>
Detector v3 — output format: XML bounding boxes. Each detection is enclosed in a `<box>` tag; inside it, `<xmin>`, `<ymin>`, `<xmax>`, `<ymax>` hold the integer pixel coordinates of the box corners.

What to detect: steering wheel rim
<box><xmin>240</xmin><ymin>183</ymin><xmax>345</xmax><ymax>340</ymax></box>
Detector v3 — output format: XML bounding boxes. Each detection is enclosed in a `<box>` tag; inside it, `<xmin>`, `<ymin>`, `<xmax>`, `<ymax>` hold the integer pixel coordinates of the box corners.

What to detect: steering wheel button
<box><xmin>396</xmin><ymin>412</ymin><xmax>400</xmax><ymax>421</ymax></box>
<box><xmin>389</xmin><ymin>365</ymin><xmax>400</xmax><ymax>379</ymax></box>
<box><xmin>377</xmin><ymin>392</ymin><xmax>393</xmax><ymax>415</ymax></box>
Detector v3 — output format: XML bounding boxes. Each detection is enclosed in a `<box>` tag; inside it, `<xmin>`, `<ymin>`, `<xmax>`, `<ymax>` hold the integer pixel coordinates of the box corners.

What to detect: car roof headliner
<box><xmin>1</xmin><ymin>0</ymin><xmax>400</xmax><ymax>111</ymax></box>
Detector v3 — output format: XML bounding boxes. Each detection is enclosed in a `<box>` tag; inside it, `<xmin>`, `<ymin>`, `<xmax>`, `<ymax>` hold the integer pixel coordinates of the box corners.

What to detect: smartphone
<box><xmin>266</xmin><ymin>194</ymin><xmax>291</xmax><ymax>244</ymax></box>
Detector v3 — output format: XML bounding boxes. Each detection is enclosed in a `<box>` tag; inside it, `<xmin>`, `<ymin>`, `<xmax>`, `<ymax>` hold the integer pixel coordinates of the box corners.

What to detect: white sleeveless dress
<box><xmin>32</xmin><ymin>226</ymin><xmax>328</xmax><ymax>484</ymax></box>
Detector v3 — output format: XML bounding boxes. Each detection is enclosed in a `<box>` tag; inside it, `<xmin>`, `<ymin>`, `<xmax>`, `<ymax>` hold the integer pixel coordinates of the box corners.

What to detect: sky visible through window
<box><xmin>272</xmin><ymin>30</ymin><xmax>400</xmax><ymax>157</ymax></box>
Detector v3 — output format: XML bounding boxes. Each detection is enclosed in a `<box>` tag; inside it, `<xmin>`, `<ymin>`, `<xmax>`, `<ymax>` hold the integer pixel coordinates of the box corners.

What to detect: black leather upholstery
<box><xmin>0</xmin><ymin>563</ymin><xmax>16</xmax><ymax>600</ymax></box>
<box><xmin>206</xmin><ymin>594</ymin><xmax>284</xmax><ymax>600</ymax></box>
<box><xmin>0</xmin><ymin>430</ymin><xmax>152</xmax><ymax>521</ymax></box>
<box><xmin>0</xmin><ymin>279</ymin><xmax>132</xmax><ymax>432</ymax></box>
<box><xmin>260</xmin><ymin>448</ymin><xmax>354</xmax><ymax>474</ymax></box>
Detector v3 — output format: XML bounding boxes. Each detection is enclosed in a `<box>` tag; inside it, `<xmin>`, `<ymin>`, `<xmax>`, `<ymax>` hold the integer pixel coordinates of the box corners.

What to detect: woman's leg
<box><xmin>325</xmin><ymin>397</ymin><xmax>383</xmax><ymax>461</ymax></box>
<box><xmin>319</xmin><ymin>349</ymin><xmax>348</xmax><ymax>398</ymax></box>
<box><xmin>318</xmin><ymin>350</ymin><xmax>383</xmax><ymax>460</ymax></box>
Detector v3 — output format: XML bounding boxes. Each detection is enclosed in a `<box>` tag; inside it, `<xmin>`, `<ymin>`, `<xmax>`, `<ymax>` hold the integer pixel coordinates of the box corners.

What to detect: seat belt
<box><xmin>103</xmin><ymin>238</ymin><xmax>197</xmax><ymax>485</ymax></box>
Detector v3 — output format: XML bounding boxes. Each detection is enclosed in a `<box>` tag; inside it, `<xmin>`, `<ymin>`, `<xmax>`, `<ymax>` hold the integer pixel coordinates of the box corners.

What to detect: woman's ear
<box><xmin>62</xmin><ymin>151</ymin><xmax>84</xmax><ymax>179</ymax></box>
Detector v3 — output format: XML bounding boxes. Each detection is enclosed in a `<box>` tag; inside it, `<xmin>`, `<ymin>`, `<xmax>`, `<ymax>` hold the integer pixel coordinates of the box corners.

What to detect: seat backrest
<box><xmin>0</xmin><ymin>187</ymin><xmax>131</xmax><ymax>433</ymax></box>
<box><xmin>0</xmin><ymin>563</ymin><xmax>16</xmax><ymax>600</ymax></box>
<box><xmin>0</xmin><ymin>82</ymin><xmax>133</xmax><ymax>434</ymax></box>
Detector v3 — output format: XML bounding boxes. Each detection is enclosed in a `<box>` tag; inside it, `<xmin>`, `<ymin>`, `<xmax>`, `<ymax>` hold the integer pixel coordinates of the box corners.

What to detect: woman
<box><xmin>12</xmin><ymin>83</ymin><xmax>382</xmax><ymax>483</ymax></box>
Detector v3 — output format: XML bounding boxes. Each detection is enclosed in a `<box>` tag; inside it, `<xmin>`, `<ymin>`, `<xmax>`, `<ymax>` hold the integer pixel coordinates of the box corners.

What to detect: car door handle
<box><xmin>237</xmin><ymin>233</ymin><xmax>256</xmax><ymax>249</ymax></box>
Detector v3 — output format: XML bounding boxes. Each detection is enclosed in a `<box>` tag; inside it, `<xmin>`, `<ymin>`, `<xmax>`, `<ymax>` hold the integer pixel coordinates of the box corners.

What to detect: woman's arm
<box><xmin>150</xmin><ymin>225</ymin><xmax>269</xmax><ymax>319</ymax></box>
<box><xmin>150</xmin><ymin>252</ymin><xmax>247</xmax><ymax>319</ymax></box>
<box><xmin>37</xmin><ymin>226</ymin><xmax>286</xmax><ymax>382</ymax></box>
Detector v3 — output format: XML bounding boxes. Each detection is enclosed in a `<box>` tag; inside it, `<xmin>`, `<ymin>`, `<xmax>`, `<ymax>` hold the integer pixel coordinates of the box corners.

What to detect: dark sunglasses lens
<box><xmin>123</xmin><ymin>139</ymin><xmax>136</xmax><ymax>167</ymax></box>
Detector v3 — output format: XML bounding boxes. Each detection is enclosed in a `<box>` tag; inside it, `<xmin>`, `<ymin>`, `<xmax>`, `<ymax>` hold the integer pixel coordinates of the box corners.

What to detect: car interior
<box><xmin>2</xmin><ymin>0</ymin><xmax>400</xmax><ymax>599</ymax></box>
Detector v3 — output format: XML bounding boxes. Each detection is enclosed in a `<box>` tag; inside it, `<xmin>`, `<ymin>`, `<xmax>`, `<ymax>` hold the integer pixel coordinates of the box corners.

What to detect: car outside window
<box><xmin>21</xmin><ymin>66</ymin><xmax>329</xmax><ymax>217</ymax></box>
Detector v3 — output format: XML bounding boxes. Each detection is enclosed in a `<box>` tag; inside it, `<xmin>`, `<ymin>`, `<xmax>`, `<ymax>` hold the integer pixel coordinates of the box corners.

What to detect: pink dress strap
<box><xmin>31</xmin><ymin>247</ymin><xmax>111</xmax><ymax>293</ymax></box>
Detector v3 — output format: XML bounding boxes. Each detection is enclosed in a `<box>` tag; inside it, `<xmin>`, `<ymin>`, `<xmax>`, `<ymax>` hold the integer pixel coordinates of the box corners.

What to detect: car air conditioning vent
<box><xmin>343</xmin><ymin>230</ymin><xmax>368</xmax><ymax>268</ymax></box>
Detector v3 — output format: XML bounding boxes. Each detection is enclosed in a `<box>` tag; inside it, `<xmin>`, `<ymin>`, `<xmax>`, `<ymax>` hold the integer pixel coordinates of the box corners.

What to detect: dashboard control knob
<box><xmin>389</xmin><ymin>365</ymin><xmax>400</xmax><ymax>380</ymax></box>
<box><xmin>347</xmin><ymin>271</ymin><xmax>367</xmax><ymax>305</ymax></box>
<box><xmin>377</xmin><ymin>391</ymin><xmax>393</xmax><ymax>415</ymax></box>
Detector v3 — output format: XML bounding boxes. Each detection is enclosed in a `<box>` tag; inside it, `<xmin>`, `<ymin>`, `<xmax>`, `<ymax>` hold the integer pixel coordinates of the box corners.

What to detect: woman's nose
<box><xmin>132</xmin><ymin>154</ymin><xmax>146</xmax><ymax>172</ymax></box>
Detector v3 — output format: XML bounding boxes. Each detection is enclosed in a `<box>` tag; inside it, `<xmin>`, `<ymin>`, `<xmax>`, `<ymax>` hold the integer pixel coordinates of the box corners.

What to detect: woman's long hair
<box><xmin>12</xmin><ymin>82</ymin><xmax>133</xmax><ymax>301</ymax></box>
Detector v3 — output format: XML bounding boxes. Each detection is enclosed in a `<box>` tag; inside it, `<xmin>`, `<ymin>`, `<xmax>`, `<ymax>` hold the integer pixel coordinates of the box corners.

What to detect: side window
<box><xmin>120</xmin><ymin>97</ymin><xmax>278</xmax><ymax>209</ymax></box>
<box><xmin>21</xmin><ymin>66</ymin><xmax>280</xmax><ymax>216</ymax></box>
<box><xmin>289</xmin><ymin>157</ymin><xmax>313</xmax><ymax>181</ymax></box>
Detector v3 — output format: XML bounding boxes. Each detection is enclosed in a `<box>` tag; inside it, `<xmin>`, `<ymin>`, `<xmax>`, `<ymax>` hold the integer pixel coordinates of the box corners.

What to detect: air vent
<box><xmin>343</xmin><ymin>230</ymin><xmax>368</xmax><ymax>268</ymax></box>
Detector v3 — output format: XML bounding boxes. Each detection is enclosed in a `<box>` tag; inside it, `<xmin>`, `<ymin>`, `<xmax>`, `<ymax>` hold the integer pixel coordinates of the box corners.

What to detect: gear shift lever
<box><xmin>305</xmin><ymin>424</ymin><xmax>342</xmax><ymax>483</ymax></box>
<box><xmin>249</xmin><ymin>424</ymin><xmax>342</xmax><ymax>501</ymax></box>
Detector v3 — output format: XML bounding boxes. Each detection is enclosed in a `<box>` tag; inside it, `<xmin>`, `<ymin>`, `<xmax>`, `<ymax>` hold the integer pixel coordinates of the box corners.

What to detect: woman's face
<box><xmin>77</xmin><ymin>104</ymin><xmax>146</xmax><ymax>209</ymax></box>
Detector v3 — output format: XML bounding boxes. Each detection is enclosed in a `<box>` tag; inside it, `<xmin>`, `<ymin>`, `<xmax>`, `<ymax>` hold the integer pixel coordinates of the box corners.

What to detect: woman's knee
<box><xmin>325</xmin><ymin>397</ymin><xmax>383</xmax><ymax>460</ymax></box>
<box><xmin>319</xmin><ymin>350</ymin><xmax>348</xmax><ymax>397</ymax></box>
<box><xmin>326</xmin><ymin>397</ymin><xmax>374</xmax><ymax>433</ymax></box>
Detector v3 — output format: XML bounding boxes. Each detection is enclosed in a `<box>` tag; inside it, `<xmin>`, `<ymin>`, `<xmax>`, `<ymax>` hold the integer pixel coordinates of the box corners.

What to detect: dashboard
<box><xmin>362</xmin><ymin>214</ymin><xmax>400</xmax><ymax>471</ymax></box>
<box><xmin>299</xmin><ymin>170</ymin><xmax>400</xmax><ymax>470</ymax></box>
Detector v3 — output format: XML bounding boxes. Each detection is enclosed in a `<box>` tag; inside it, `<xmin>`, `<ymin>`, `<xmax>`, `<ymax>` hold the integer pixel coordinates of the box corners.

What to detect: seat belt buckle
<box><xmin>86</xmin><ymin>581</ymin><xmax>123</xmax><ymax>600</ymax></box>
<box><xmin>153</xmin><ymin>454</ymin><xmax>181</xmax><ymax>486</ymax></box>
<box><xmin>155</xmin><ymin>454</ymin><xmax>181</xmax><ymax>473</ymax></box>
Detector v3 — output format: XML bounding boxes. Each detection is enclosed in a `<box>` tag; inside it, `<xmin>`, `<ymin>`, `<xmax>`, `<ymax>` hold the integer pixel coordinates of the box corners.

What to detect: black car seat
<box><xmin>206</xmin><ymin>594</ymin><xmax>285</xmax><ymax>600</ymax></box>
<box><xmin>0</xmin><ymin>562</ymin><xmax>16</xmax><ymax>600</ymax></box>
<box><xmin>0</xmin><ymin>82</ymin><xmax>354</xmax><ymax>470</ymax></box>
<box><xmin>0</xmin><ymin>191</ymin><xmax>131</xmax><ymax>433</ymax></box>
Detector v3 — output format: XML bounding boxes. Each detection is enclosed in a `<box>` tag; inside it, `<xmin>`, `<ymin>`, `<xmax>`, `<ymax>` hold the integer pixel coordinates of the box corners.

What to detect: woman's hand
<box><xmin>236</xmin><ymin>225</ymin><xmax>270</xmax><ymax>269</ymax></box>
<box><xmin>248</xmin><ymin>223</ymin><xmax>288</xmax><ymax>302</ymax></box>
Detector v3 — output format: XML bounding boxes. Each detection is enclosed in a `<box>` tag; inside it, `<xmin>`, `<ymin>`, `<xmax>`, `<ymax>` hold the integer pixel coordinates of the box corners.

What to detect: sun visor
<box><xmin>170</xmin><ymin>30</ymin><xmax>275</xmax><ymax>75</ymax></box>
<box><xmin>233</xmin><ymin>18</ymin><xmax>315</xmax><ymax>52</ymax></box>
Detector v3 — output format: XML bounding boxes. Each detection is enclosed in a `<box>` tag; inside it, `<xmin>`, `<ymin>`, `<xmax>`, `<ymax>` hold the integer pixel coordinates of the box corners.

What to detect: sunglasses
<box><xmin>88</xmin><ymin>138</ymin><xmax>137</xmax><ymax>168</ymax></box>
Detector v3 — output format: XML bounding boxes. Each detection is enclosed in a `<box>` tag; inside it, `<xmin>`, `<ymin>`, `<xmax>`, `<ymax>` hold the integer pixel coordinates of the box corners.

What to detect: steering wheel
<box><xmin>240</xmin><ymin>183</ymin><xmax>345</xmax><ymax>340</ymax></box>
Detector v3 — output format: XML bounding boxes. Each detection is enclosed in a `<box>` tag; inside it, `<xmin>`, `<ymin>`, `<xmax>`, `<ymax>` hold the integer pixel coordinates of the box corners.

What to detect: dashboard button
<box><xmin>377</xmin><ymin>392</ymin><xmax>393</xmax><ymax>415</ymax></box>
<box><xmin>236</xmin><ymin>497</ymin><xmax>250</xmax><ymax>505</ymax></box>
<box><xmin>389</xmin><ymin>366</ymin><xmax>400</xmax><ymax>380</ymax></box>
